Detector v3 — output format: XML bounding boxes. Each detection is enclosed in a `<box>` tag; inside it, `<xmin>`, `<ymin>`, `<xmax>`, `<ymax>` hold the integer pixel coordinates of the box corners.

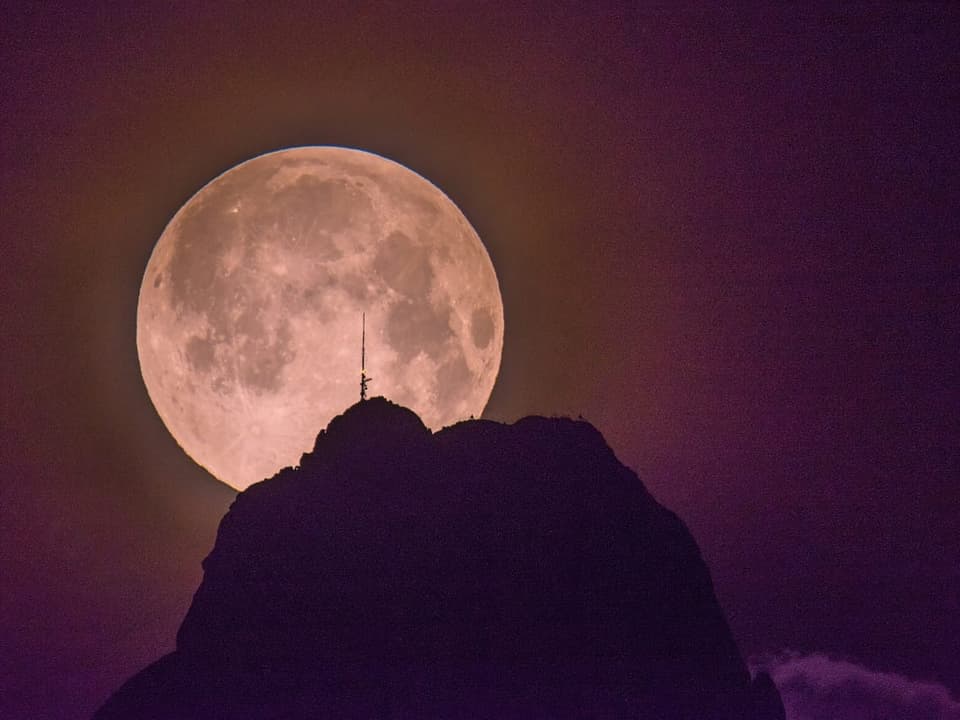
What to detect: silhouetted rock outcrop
<box><xmin>95</xmin><ymin>398</ymin><xmax>784</xmax><ymax>719</ymax></box>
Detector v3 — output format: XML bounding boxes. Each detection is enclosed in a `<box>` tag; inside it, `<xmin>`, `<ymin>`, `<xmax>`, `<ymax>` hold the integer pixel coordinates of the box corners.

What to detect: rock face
<box><xmin>95</xmin><ymin>398</ymin><xmax>784</xmax><ymax>719</ymax></box>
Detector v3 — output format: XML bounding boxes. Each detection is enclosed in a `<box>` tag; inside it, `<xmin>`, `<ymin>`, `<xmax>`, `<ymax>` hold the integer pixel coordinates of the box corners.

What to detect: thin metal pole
<box><xmin>360</xmin><ymin>313</ymin><xmax>368</xmax><ymax>401</ymax></box>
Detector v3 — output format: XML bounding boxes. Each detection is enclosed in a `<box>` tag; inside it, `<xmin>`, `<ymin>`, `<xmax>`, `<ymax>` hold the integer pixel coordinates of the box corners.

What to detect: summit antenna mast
<box><xmin>360</xmin><ymin>313</ymin><xmax>370</xmax><ymax>401</ymax></box>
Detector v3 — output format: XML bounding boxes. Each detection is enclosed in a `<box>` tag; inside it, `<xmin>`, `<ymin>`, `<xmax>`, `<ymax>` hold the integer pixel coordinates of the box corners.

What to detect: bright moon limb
<box><xmin>137</xmin><ymin>146</ymin><xmax>504</xmax><ymax>490</ymax></box>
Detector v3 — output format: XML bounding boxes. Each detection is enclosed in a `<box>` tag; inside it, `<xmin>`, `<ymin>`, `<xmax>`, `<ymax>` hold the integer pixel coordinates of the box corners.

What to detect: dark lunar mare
<box><xmin>94</xmin><ymin>399</ymin><xmax>784</xmax><ymax>719</ymax></box>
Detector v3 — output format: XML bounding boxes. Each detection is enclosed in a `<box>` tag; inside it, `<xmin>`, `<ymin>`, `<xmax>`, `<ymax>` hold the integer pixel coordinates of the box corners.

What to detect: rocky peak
<box><xmin>96</xmin><ymin>401</ymin><xmax>784</xmax><ymax>720</ymax></box>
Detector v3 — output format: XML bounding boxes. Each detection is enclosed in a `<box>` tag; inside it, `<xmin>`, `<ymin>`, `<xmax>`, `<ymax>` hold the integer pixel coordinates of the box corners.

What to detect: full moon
<box><xmin>137</xmin><ymin>147</ymin><xmax>504</xmax><ymax>490</ymax></box>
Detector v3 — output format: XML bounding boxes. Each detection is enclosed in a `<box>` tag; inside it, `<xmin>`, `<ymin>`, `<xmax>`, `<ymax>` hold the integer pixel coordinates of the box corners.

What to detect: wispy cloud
<box><xmin>751</xmin><ymin>651</ymin><xmax>960</xmax><ymax>720</ymax></box>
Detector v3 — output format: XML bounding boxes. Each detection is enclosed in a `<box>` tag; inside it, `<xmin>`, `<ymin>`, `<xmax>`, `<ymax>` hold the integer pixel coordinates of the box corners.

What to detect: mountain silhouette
<box><xmin>95</xmin><ymin>397</ymin><xmax>784</xmax><ymax>719</ymax></box>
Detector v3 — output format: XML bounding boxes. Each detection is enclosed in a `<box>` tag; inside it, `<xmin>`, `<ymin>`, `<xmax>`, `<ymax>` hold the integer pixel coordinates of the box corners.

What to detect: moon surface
<box><xmin>137</xmin><ymin>147</ymin><xmax>503</xmax><ymax>490</ymax></box>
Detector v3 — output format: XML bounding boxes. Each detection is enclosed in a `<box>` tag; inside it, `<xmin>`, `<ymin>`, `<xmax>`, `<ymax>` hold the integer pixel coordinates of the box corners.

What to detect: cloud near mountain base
<box><xmin>751</xmin><ymin>651</ymin><xmax>960</xmax><ymax>720</ymax></box>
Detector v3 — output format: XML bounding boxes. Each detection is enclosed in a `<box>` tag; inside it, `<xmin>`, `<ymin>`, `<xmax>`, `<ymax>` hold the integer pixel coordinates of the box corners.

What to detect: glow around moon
<box><xmin>137</xmin><ymin>147</ymin><xmax>504</xmax><ymax>490</ymax></box>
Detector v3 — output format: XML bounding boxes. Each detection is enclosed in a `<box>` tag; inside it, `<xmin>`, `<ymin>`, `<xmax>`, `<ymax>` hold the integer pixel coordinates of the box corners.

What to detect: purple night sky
<box><xmin>2</xmin><ymin>3</ymin><xmax>958</xmax><ymax>718</ymax></box>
